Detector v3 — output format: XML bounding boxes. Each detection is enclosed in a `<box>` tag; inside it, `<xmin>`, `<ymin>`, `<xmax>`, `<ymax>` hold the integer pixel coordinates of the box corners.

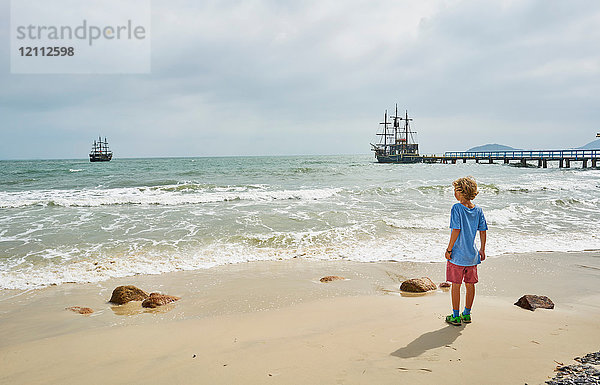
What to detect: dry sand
<box><xmin>1</xmin><ymin>251</ymin><xmax>599</xmax><ymax>384</ymax></box>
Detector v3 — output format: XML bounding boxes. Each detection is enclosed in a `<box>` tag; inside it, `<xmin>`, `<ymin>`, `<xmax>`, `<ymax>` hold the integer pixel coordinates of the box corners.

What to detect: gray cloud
<box><xmin>1</xmin><ymin>0</ymin><xmax>599</xmax><ymax>159</ymax></box>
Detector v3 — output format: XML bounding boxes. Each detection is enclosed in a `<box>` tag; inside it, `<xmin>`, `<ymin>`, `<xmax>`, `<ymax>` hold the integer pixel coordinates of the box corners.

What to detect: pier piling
<box><xmin>419</xmin><ymin>150</ymin><xmax>599</xmax><ymax>168</ymax></box>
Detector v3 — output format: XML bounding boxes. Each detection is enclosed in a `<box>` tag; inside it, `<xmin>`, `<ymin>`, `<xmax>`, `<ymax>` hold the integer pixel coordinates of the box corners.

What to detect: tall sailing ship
<box><xmin>370</xmin><ymin>105</ymin><xmax>422</xmax><ymax>163</ymax></box>
<box><xmin>89</xmin><ymin>136</ymin><xmax>113</xmax><ymax>162</ymax></box>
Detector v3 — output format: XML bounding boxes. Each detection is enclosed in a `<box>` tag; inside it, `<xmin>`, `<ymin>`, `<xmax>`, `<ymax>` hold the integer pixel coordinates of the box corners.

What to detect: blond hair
<box><xmin>453</xmin><ymin>176</ymin><xmax>479</xmax><ymax>200</ymax></box>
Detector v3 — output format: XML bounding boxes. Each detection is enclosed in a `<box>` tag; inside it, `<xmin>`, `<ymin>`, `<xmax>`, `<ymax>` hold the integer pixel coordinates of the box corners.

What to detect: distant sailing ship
<box><xmin>370</xmin><ymin>105</ymin><xmax>422</xmax><ymax>163</ymax></box>
<box><xmin>89</xmin><ymin>136</ymin><xmax>113</xmax><ymax>162</ymax></box>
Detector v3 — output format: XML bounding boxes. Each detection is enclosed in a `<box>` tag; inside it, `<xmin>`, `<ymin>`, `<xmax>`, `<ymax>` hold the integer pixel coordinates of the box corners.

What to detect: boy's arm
<box><xmin>479</xmin><ymin>230</ymin><xmax>487</xmax><ymax>261</ymax></box>
<box><xmin>445</xmin><ymin>229</ymin><xmax>461</xmax><ymax>260</ymax></box>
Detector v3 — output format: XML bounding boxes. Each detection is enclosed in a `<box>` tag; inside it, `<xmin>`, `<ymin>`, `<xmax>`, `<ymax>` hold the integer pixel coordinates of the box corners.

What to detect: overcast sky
<box><xmin>1</xmin><ymin>0</ymin><xmax>599</xmax><ymax>159</ymax></box>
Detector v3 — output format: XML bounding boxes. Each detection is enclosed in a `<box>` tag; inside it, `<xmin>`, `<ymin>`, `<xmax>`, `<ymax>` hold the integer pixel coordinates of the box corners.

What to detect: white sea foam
<box><xmin>382</xmin><ymin>216</ymin><xmax>446</xmax><ymax>230</ymax></box>
<box><xmin>0</xmin><ymin>186</ymin><xmax>342</xmax><ymax>208</ymax></box>
<box><xmin>1</xmin><ymin>227</ymin><xmax>598</xmax><ymax>290</ymax></box>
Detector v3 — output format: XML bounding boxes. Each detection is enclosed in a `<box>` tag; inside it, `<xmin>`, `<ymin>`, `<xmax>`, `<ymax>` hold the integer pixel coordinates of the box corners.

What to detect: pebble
<box><xmin>546</xmin><ymin>350</ymin><xmax>600</xmax><ymax>385</ymax></box>
<box><xmin>576</xmin><ymin>352</ymin><xmax>600</xmax><ymax>366</ymax></box>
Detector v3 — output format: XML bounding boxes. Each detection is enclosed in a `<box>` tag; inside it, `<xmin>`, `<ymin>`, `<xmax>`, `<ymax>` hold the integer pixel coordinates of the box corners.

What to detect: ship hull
<box><xmin>89</xmin><ymin>154</ymin><xmax>112</xmax><ymax>162</ymax></box>
<box><xmin>375</xmin><ymin>154</ymin><xmax>423</xmax><ymax>163</ymax></box>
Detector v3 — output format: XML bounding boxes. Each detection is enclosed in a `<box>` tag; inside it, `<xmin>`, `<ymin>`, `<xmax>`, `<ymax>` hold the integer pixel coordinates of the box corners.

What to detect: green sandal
<box><xmin>461</xmin><ymin>313</ymin><xmax>471</xmax><ymax>323</ymax></box>
<box><xmin>445</xmin><ymin>315</ymin><xmax>461</xmax><ymax>326</ymax></box>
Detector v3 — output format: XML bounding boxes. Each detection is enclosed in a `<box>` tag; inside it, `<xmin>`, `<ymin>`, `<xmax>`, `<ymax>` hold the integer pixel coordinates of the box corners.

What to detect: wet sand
<box><xmin>1</xmin><ymin>251</ymin><xmax>599</xmax><ymax>384</ymax></box>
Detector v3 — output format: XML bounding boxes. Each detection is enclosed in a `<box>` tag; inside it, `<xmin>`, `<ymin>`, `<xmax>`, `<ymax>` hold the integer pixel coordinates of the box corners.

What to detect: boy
<box><xmin>445</xmin><ymin>176</ymin><xmax>487</xmax><ymax>326</ymax></box>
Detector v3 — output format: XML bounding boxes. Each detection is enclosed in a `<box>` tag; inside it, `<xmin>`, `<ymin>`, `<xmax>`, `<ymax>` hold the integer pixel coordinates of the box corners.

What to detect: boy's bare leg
<box><xmin>451</xmin><ymin>283</ymin><xmax>461</xmax><ymax>313</ymax></box>
<box><xmin>465</xmin><ymin>283</ymin><xmax>475</xmax><ymax>309</ymax></box>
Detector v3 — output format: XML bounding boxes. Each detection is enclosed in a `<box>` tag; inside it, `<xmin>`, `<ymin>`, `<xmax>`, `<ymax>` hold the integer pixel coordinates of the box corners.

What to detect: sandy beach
<box><xmin>4</xmin><ymin>0</ymin><xmax>600</xmax><ymax>383</ymax></box>
<box><xmin>1</xmin><ymin>251</ymin><xmax>599</xmax><ymax>385</ymax></box>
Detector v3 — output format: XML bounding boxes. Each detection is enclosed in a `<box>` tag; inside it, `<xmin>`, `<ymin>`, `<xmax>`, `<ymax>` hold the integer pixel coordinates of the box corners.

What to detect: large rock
<box><xmin>141</xmin><ymin>293</ymin><xmax>180</xmax><ymax>308</ymax></box>
<box><xmin>514</xmin><ymin>295</ymin><xmax>554</xmax><ymax>311</ymax></box>
<box><xmin>109</xmin><ymin>285</ymin><xmax>149</xmax><ymax>304</ymax></box>
<box><xmin>66</xmin><ymin>306</ymin><xmax>94</xmax><ymax>314</ymax></box>
<box><xmin>400</xmin><ymin>277</ymin><xmax>437</xmax><ymax>292</ymax></box>
<box><xmin>320</xmin><ymin>276</ymin><xmax>345</xmax><ymax>283</ymax></box>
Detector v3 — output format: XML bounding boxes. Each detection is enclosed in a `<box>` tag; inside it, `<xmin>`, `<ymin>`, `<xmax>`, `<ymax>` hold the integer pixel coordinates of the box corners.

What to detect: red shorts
<box><xmin>446</xmin><ymin>261</ymin><xmax>478</xmax><ymax>284</ymax></box>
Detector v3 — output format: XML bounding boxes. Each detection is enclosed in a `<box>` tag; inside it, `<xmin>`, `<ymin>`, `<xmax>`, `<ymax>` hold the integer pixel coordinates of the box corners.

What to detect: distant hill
<box><xmin>577</xmin><ymin>138</ymin><xmax>600</xmax><ymax>149</ymax></box>
<box><xmin>466</xmin><ymin>143</ymin><xmax>520</xmax><ymax>152</ymax></box>
<box><xmin>465</xmin><ymin>139</ymin><xmax>599</xmax><ymax>152</ymax></box>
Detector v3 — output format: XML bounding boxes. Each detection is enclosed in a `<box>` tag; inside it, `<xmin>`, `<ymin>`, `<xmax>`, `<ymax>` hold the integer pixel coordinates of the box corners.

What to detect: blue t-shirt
<box><xmin>449</xmin><ymin>203</ymin><xmax>488</xmax><ymax>266</ymax></box>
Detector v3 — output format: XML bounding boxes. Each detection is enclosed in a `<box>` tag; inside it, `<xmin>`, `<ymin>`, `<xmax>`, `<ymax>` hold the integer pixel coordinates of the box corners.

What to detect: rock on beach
<box><xmin>514</xmin><ymin>295</ymin><xmax>554</xmax><ymax>311</ymax></box>
<box><xmin>66</xmin><ymin>306</ymin><xmax>94</xmax><ymax>315</ymax></box>
<box><xmin>141</xmin><ymin>293</ymin><xmax>180</xmax><ymax>308</ymax></box>
<box><xmin>319</xmin><ymin>276</ymin><xmax>345</xmax><ymax>283</ymax></box>
<box><xmin>400</xmin><ymin>277</ymin><xmax>437</xmax><ymax>292</ymax></box>
<box><xmin>545</xmin><ymin>350</ymin><xmax>600</xmax><ymax>384</ymax></box>
<box><xmin>575</xmin><ymin>351</ymin><xmax>600</xmax><ymax>365</ymax></box>
<box><xmin>109</xmin><ymin>285</ymin><xmax>149</xmax><ymax>305</ymax></box>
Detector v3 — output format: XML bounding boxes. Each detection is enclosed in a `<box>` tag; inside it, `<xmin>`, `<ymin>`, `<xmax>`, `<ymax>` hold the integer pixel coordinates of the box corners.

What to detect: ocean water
<box><xmin>1</xmin><ymin>155</ymin><xmax>599</xmax><ymax>290</ymax></box>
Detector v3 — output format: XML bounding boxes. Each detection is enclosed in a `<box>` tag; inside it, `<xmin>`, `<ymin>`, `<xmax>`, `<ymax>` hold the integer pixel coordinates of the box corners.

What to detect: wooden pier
<box><xmin>422</xmin><ymin>149</ymin><xmax>600</xmax><ymax>168</ymax></box>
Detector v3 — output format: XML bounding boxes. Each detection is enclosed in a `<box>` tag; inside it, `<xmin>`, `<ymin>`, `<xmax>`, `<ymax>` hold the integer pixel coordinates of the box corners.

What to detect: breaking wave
<box><xmin>0</xmin><ymin>186</ymin><xmax>342</xmax><ymax>208</ymax></box>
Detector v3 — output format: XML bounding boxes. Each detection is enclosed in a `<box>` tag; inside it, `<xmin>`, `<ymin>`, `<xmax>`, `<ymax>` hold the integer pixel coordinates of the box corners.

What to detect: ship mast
<box><xmin>378</xmin><ymin>110</ymin><xmax>391</xmax><ymax>154</ymax></box>
<box><xmin>395</xmin><ymin>110</ymin><xmax>414</xmax><ymax>152</ymax></box>
<box><xmin>405</xmin><ymin>110</ymin><xmax>409</xmax><ymax>147</ymax></box>
<box><xmin>392</xmin><ymin>104</ymin><xmax>400</xmax><ymax>146</ymax></box>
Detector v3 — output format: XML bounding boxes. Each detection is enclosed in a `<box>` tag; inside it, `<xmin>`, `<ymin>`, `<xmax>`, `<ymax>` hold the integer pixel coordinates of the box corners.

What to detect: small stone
<box><xmin>400</xmin><ymin>277</ymin><xmax>437</xmax><ymax>292</ymax></box>
<box><xmin>575</xmin><ymin>351</ymin><xmax>600</xmax><ymax>365</ymax></box>
<box><xmin>66</xmin><ymin>306</ymin><xmax>94</xmax><ymax>315</ymax></box>
<box><xmin>439</xmin><ymin>282</ymin><xmax>451</xmax><ymax>288</ymax></box>
<box><xmin>141</xmin><ymin>292</ymin><xmax>180</xmax><ymax>308</ymax></box>
<box><xmin>109</xmin><ymin>285</ymin><xmax>149</xmax><ymax>304</ymax></box>
<box><xmin>320</xmin><ymin>276</ymin><xmax>345</xmax><ymax>282</ymax></box>
<box><xmin>545</xmin><ymin>357</ymin><xmax>600</xmax><ymax>385</ymax></box>
<box><xmin>514</xmin><ymin>295</ymin><xmax>554</xmax><ymax>311</ymax></box>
